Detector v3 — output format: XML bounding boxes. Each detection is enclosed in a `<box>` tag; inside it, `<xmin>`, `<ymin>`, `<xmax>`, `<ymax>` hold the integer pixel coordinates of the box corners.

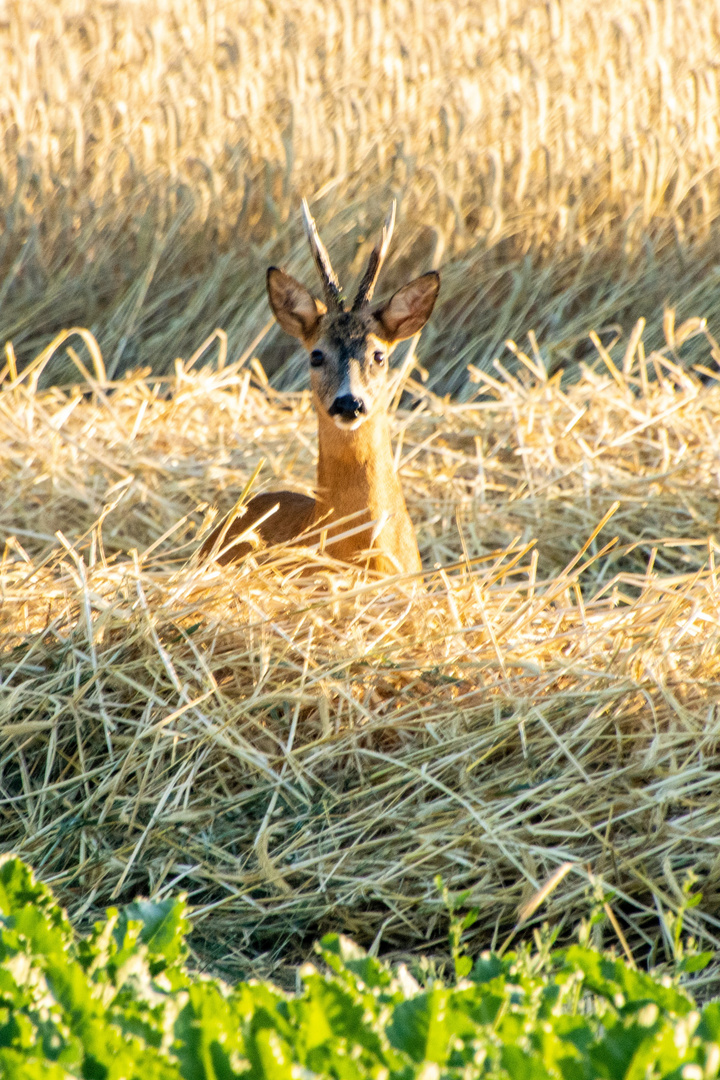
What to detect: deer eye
<box><xmin>310</xmin><ymin>350</ymin><xmax>325</xmax><ymax>367</ymax></box>
<box><xmin>373</xmin><ymin>350</ymin><xmax>386</xmax><ymax>366</ymax></box>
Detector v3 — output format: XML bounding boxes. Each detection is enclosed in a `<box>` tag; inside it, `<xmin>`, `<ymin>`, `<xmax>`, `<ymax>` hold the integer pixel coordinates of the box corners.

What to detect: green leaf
<box><xmin>697</xmin><ymin>1002</ymin><xmax>720</xmax><ymax>1041</ymax></box>
<box><xmin>174</xmin><ymin>983</ymin><xmax>244</xmax><ymax>1080</ymax></box>
<box><xmin>297</xmin><ymin>974</ymin><xmax>363</xmax><ymax>1039</ymax></box>
<box><xmin>562</xmin><ymin>946</ymin><xmax>694</xmax><ymax>1016</ymax></box>
<box><xmin>677</xmin><ymin>952</ymin><xmax>713</xmax><ymax>974</ymax></box>
<box><xmin>451</xmin><ymin>984</ymin><xmax>504</xmax><ymax>1028</ymax></box>
<box><xmin>318</xmin><ymin>933</ymin><xmax>392</xmax><ymax>990</ymax></box>
<box><xmin>114</xmin><ymin>897</ymin><xmax>189</xmax><ymax>967</ymax></box>
<box><xmin>501</xmin><ymin>1044</ymin><xmax>554</xmax><ymax>1079</ymax></box>
<box><xmin>0</xmin><ymin>857</ymin><xmax>73</xmax><ymax>962</ymax></box>
<box><xmin>461</xmin><ymin>907</ymin><xmax>479</xmax><ymax>931</ymax></box>
<box><xmin>455</xmin><ymin>955</ymin><xmax>472</xmax><ymax>978</ymax></box>
<box><xmin>470</xmin><ymin>954</ymin><xmax>505</xmax><ymax>984</ymax></box>
<box><xmin>0</xmin><ymin>857</ymin><xmax>69</xmax><ymax>934</ymax></box>
<box><xmin>252</xmin><ymin>1027</ymin><xmax>295</xmax><ymax>1080</ymax></box>
<box><xmin>589</xmin><ymin>1020</ymin><xmax>663</xmax><ymax>1080</ymax></box>
<box><xmin>0</xmin><ymin>1049</ymin><xmax>69</xmax><ymax>1080</ymax></box>
<box><xmin>387</xmin><ymin>987</ymin><xmax>451</xmax><ymax>1064</ymax></box>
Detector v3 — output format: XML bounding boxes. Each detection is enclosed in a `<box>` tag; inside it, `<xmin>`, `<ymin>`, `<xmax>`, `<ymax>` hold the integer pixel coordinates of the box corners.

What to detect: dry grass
<box><xmin>3</xmin><ymin>0</ymin><xmax>720</xmax><ymax>990</ymax></box>
<box><xmin>1</xmin><ymin>0</ymin><xmax>720</xmax><ymax>390</ymax></box>
<box><xmin>3</xmin><ymin>318</ymin><xmax>720</xmax><ymax>990</ymax></box>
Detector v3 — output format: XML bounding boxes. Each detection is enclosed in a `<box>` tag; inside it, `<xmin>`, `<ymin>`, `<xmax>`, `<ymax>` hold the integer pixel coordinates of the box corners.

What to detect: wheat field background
<box><xmin>1</xmin><ymin>0</ymin><xmax>720</xmax><ymax>388</ymax></box>
<box><xmin>3</xmin><ymin>0</ymin><xmax>720</xmax><ymax>990</ymax></box>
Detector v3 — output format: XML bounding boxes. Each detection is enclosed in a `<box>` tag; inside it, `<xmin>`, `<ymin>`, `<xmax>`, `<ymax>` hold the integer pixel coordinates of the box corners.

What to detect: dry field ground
<box><xmin>2</xmin><ymin>0</ymin><xmax>720</xmax><ymax>990</ymax></box>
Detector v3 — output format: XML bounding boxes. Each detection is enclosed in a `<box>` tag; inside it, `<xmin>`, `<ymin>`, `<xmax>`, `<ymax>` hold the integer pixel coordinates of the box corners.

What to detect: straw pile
<box><xmin>2</xmin><ymin>319</ymin><xmax>720</xmax><ymax>990</ymax></box>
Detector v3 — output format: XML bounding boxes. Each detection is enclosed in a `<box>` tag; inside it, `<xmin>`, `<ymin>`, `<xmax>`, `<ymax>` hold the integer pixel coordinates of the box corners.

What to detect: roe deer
<box><xmin>200</xmin><ymin>200</ymin><xmax>440</xmax><ymax>575</ymax></box>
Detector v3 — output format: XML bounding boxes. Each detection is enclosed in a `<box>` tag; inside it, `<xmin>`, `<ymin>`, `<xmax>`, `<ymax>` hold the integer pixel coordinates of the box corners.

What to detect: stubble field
<box><xmin>2</xmin><ymin>0</ymin><xmax>720</xmax><ymax>990</ymax></box>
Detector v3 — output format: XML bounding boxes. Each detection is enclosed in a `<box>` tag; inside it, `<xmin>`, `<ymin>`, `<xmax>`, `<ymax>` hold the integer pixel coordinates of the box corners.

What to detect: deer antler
<box><xmin>352</xmin><ymin>200</ymin><xmax>396</xmax><ymax>310</ymax></box>
<box><xmin>301</xmin><ymin>198</ymin><xmax>344</xmax><ymax>310</ymax></box>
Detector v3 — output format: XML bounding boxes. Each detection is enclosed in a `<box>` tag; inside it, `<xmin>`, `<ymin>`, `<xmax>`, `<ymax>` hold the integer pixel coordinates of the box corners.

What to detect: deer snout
<box><xmin>329</xmin><ymin>394</ymin><xmax>367</xmax><ymax>423</ymax></box>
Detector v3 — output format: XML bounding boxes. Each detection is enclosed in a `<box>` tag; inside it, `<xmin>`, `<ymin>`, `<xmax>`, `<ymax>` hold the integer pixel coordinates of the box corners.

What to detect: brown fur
<box><xmin>199</xmin><ymin>490</ymin><xmax>315</xmax><ymax>565</ymax></box>
<box><xmin>312</xmin><ymin>402</ymin><xmax>422</xmax><ymax>574</ymax></box>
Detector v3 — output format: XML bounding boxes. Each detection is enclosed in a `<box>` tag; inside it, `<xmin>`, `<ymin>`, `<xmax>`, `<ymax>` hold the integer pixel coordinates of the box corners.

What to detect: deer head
<box><xmin>267</xmin><ymin>201</ymin><xmax>440</xmax><ymax>430</ymax></box>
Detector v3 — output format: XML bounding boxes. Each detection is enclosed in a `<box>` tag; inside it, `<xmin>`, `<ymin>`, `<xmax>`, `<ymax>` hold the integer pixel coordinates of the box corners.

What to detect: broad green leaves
<box><xmin>0</xmin><ymin>857</ymin><xmax>718</xmax><ymax>1079</ymax></box>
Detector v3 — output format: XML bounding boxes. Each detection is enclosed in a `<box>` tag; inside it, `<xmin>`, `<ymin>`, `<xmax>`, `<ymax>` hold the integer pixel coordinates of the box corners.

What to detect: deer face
<box><xmin>306</xmin><ymin>309</ymin><xmax>390</xmax><ymax>429</ymax></box>
<box><xmin>266</xmin><ymin>274</ymin><xmax>439</xmax><ymax>429</ymax></box>
<box><xmin>266</xmin><ymin>201</ymin><xmax>440</xmax><ymax>431</ymax></box>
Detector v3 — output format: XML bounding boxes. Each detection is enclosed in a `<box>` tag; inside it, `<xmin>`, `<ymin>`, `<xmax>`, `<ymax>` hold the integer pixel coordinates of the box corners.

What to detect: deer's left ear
<box><xmin>372</xmin><ymin>272</ymin><xmax>440</xmax><ymax>343</ymax></box>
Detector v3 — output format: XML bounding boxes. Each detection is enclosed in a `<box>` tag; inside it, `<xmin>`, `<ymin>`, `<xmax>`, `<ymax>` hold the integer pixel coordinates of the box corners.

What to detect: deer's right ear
<box><xmin>267</xmin><ymin>268</ymin><xmax>326</xmax><ymax>343</ymax></box>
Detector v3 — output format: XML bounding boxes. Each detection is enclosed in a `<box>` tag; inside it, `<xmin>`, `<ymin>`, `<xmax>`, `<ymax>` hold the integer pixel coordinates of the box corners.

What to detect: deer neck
<box><xmin>314</xmin><ymin>399</ymin><xmax>404</xmax><ymax>525</ymax></box>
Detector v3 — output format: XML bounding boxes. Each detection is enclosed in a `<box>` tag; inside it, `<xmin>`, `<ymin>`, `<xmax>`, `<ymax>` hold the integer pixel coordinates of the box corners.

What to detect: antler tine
<box><xmin>352</xmin><ymin>200</ymin><xmax>396</xmax><ymax>310</ymax></box>
<box><xmin>301</xmin><ymin>197</ymin><xmax>343</xmax><ymax>310</ymax></box>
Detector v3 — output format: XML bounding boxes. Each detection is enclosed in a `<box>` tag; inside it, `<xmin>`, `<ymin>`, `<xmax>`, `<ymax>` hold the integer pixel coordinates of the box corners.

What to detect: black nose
<box><xmin>329</xmin><ymin>394</ymin><xmax>366</xmax><ymax>420</ymax></box>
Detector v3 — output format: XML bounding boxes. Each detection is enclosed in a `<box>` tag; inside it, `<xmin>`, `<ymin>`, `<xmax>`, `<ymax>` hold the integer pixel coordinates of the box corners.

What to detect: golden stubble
<box><xmin>3</xmin><ymin>315</ymin><xmax>720</xmax><ymax>981</ymax></box>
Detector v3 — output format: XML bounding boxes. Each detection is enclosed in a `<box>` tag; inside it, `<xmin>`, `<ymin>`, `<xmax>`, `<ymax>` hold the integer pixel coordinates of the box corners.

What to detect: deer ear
<box><xmin>372</xmin><ymin>271</ymin><xmax>440</xmax><ymax>343</ymax></box>
<box><xmin>267</xmin><ymin>268</ymin><xmax>326</xmax><ymax>342</ymax></box>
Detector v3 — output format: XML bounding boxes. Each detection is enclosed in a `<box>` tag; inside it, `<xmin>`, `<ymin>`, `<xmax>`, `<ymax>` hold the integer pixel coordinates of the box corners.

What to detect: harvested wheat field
<box><xmin>3</xmin><ymin>0</ymin><xmax>720</xmax><ymax>995</ymax></box>
<box><xmin>2</xmin><ymin>319</ymin><xmax>720</xmax><ymax>991</ymax></box>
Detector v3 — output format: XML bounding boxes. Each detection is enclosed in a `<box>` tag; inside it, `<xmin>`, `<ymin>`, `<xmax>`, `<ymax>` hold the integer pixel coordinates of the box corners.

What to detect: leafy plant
<box><xmin>0</xmin><ymin>856</ymin><xmax>718</xmax><ymax>1078</ymax></box>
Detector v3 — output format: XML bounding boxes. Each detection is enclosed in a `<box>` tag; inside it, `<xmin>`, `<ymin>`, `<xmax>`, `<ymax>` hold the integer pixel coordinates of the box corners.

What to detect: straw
<box><xmin>3</xmin><ymin>321</ymin><xmax>720</xmax><ymax>991</ymax></box>
<box><xmin>1</xmin><ymin>1</ymin><xmax>720</xmax><ymax>398</ymax></box>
